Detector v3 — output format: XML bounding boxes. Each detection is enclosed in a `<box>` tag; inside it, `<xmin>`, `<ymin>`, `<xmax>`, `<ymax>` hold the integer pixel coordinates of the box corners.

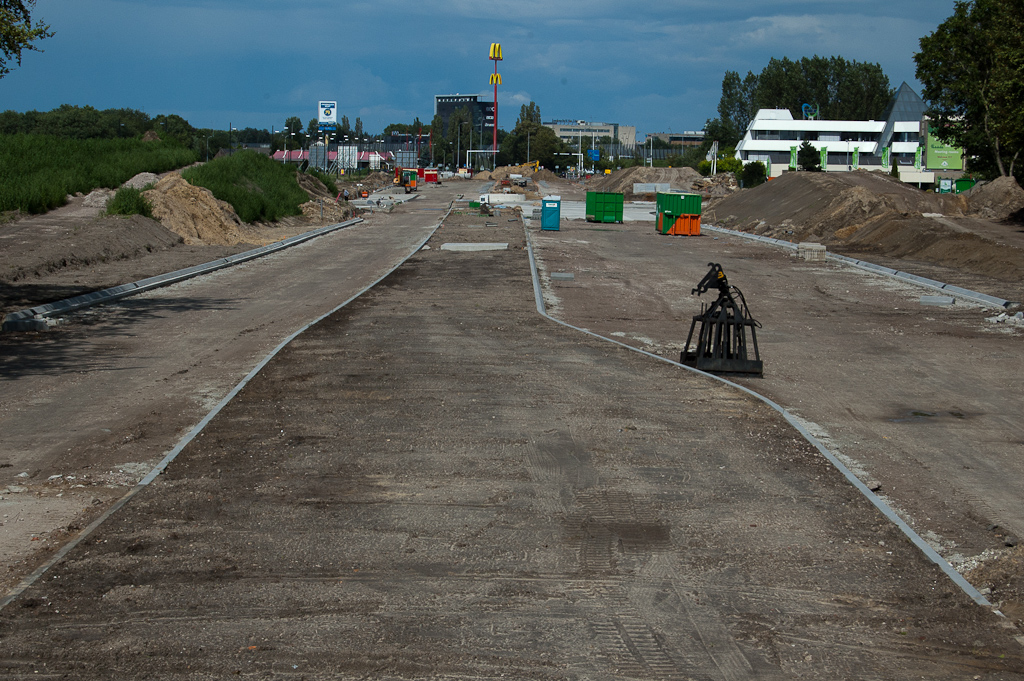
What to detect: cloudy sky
<box><xmin>3</xmin><ymin>1</ymin><xmax>958</xmax><ymax>140</ymax></box>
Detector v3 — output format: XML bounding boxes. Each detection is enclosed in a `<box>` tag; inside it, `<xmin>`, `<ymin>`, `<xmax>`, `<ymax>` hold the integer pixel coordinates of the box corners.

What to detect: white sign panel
<box><xmin>318</xmin><ymin>101</ymin><xmax>337</xmax><ymax>124</ymax></box>
<box><xmin>337</xmin><ymin>145</ymin><xmax>358</xmax><ymax>169</ymax></box>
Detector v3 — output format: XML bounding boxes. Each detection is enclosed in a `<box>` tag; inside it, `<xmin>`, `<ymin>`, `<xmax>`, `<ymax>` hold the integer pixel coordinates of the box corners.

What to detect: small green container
<box><xmin>586</xmin><ymin>191</ymin><xmax>624</xmax><ymax>223</ymax></box>
<box><xmin>656</xmin><ymin>192</ymin><xmax>702</xmax><ymax>216</ymax></box>
<box><xmin>954</xmin><ymin>178</ymin><xmax>977</xmax><ymax>194</ymax></box>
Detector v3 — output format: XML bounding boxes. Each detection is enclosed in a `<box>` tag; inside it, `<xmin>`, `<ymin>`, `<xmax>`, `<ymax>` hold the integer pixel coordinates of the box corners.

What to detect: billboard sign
<box><xmin>924</xmin><ymin>125</ymin><xmax>963</xmax><ymax>171</ymax></box>
<box><xmin>318</xmin><ymin>101</ymin><xmax>337</xmax><ymax>124</ymax></box>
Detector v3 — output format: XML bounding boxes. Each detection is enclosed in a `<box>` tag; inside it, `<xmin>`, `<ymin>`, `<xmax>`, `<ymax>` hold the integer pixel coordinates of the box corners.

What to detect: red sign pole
<box><xmin>489</xmin><ymin>43</ymin><xmax>502</xmax><ymax>170</ymax></box>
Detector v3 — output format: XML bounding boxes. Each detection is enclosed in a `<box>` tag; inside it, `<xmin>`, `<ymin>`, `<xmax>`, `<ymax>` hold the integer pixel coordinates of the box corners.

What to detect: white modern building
<box><xmin>735</xmin><ymin>83</ymin><xmax>956</xmax><ymax>185</ymax></box>
<box><xmin>544</xmin><ymin>120</ymin><xmax>637</xmax><ymax>147</ymax></box>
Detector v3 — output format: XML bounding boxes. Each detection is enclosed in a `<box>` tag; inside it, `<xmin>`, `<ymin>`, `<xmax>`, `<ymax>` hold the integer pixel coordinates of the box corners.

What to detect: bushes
<box><xmin>0</xmin><ymin>133</ymin><xmax>198</xmax><ymax>213</ymax></box>
<box><xmin>106</xmin><ymin>187</ymin><xmax>153</xmax><ymax>217</ymax></box>
<box><xmin>181</xmin><ymin>151</ymin><xmax>309</xmax><ymax>223</ymax></box>
<box><xmin>698</xmin><ymin>156</ymin><xmax>743</xmax><ymax>176</ymax></box>
<box><xmin>740</xmin><ymin>161</ymin><xmax>768</xmax><ymax>188</ymax></box>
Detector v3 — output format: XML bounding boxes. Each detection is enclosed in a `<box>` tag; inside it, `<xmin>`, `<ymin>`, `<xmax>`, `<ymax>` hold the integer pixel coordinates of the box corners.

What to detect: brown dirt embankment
<box><xmin>708</xmin><ymin>170</ymin><xmax>1024</xmax><ymax>284</ymax></box>
<box><xmin>586</xmin><ymin>166</ymin><xmax>704</xmax><ymax>198</ymax></box>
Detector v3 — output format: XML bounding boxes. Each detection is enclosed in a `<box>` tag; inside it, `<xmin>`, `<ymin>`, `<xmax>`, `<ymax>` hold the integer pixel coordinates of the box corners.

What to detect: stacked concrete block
<box><xmin>798</xmin><ymin>242</ymin><xmax>827</xmax><ymax>262</ymax></box>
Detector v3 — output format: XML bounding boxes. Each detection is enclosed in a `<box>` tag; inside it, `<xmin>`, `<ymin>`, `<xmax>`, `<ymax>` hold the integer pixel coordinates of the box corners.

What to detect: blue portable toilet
<box><xmin>541</xmin><ymin>195</ymin><xmax>561</xmax><ymax>231</ymax></box>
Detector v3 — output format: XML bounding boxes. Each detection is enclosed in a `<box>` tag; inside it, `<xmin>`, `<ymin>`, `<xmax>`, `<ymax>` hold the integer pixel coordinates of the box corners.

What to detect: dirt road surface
<box><xmin>0</xmin><ymin>184</ymin><xmax>468</xmax><ymax>593</ymax></box>
<box><xmin>530</xmin><ymin>216</ymin><xmax>1024</xmax><ymax>615</ymax></box>
<box><xmin>0</xmin><ymin>210</ymin><xmax>1021</xmax><ymax>678</ymax></box>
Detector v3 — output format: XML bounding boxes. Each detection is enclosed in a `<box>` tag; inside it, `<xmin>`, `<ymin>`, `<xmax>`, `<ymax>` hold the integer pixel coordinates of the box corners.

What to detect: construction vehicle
<box><xmin>680</xmin><ymin>263</ymin><xmax>763</xmax><ymax>376</ymax></box>
<box><xmin>393</xmin><ymin>168</ymin><xmax>418</xmax><ymax>194</ymax></box>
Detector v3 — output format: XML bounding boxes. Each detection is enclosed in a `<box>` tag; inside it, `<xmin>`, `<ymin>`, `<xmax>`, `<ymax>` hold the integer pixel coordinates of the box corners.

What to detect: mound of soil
<box><xmin>473</xmin><ymin>170</ymin><xmax>493</xmax><ymax>181</ymax></box>
<box><xmin>966</xmin><ymin>176</ymin><xmax>1024</xmax><ymax>221</ymax></box>
<box><xmin>144</xmin><ymin>174</ymin><xmax>245</xmax><ymax>246</ymax></box>
<box><xmin>122</xmin><ymin>172</ymin><xmax>161</xmax><ymax>190</ymax></box>
<box><xmin>336</xmin><ymin>171</ymin><xmax>394</xmax><ymax>197</ymax></box>
<box><xmin>533</xmin><ymin>169</ymin><xmax>559</xmax><ymax>182</ymax></box>
<box><xmin>708</xmin><ymin>170</ymin><xmax>1024</xmax><ymax>283</ymax></box>
<box><xmin>587</xmin><ymin>166</ymin><xmax>703</xmax><ymax>196</ymax></box>
<box><xmin>296</xmin><ymin>173</ymin><xmax>333</xmax><ymax>199</ymax></box>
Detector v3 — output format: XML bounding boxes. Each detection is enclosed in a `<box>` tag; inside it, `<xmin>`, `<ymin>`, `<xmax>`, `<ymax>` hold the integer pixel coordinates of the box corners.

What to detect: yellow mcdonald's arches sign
<box><xmin>490</xmin><ymin>43</ymin><xmax>503</xmax><ymax>60</ymax></box>
<box><xmin>489</xmin><ymin>73</ymin><xmax>502</xmax><ymax>85</ymax></box>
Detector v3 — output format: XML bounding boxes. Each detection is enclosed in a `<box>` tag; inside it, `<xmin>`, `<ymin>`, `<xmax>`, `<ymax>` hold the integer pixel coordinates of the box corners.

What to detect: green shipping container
<box><xmin>656</xmin><ymin>192</ymin><xmax>702</xmax><ymax>216</ymax></box>
<box><xmin>955</xmin><ymin>178</ymin><xmax>977</xmax><ymax>194</ymax></box>
<box><xmin>585</xmin><ymin>191</ymin><xmax>624</xmax><ymax>223</ymax></box>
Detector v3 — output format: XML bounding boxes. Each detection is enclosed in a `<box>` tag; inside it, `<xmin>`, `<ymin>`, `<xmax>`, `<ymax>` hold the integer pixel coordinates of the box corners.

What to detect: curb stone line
<box><xmin>0</xmin><ymin>207</ymin><xmax>451</xmax><ymax>611</ymax></box>
<box><xmin>524</xmin><ymin>227</ymin><xmax>996</xmax><ymax>611</ymax></box>
<box><xmin>701</xmin><ymin>224</ymin><xmax>1014</xmax><ymax>310</ymax></box>
<box><xmin>2</xmin><ymin>218</ymin><xmax>364</xmax><ymax>331</ymax></box>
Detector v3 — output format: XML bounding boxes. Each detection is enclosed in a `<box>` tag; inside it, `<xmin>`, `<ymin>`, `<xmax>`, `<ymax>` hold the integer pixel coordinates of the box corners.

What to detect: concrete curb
<box><xmin>0</xmin><ymin>205</ymin><xmax>452</xmax><ymax>611</ymax></box>
<box><xmin>524</xmin><ymin>227</ymin><xmax>995</xmax><ymax>611</ymax></box>
<box><xmin>2</xmin><ymin>218</ymin><xmax>363</xmax><ymax>332</ymax></box>
<box><xmin>702</xmin><ymin>224</ymin><xmax>1015</xmax><ymax>310</ymax></box>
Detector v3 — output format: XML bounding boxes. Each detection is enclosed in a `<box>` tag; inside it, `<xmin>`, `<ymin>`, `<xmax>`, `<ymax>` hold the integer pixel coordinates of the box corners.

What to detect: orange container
<box><xmin>667</xmin><ymin>214</ymin><xmax>701</xmax><ymax>236</ymax></box>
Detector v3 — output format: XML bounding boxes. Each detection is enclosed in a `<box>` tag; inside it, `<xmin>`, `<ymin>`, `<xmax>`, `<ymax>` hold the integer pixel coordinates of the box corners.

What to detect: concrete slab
<box><xmin>921</xmin><ymin>295</ymin><xmax>956</xmax><ymax>306</ymax></box>
<box><xmin>439</xmin><ymin>242</ymin><xmax>509</xmax><ymax>252</ymax></box>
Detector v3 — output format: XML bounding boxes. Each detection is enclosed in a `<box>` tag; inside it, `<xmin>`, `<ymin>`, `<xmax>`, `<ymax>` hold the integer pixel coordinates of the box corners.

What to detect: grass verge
<box><xmin>0</xmin><ymin>133</ymin><xmax>198</xmax><ymax>214</ymax></box>
<box><xmin>182</xmin><ymin>151</ymin><xmax>309</xmax><ymax>223</ymax></box>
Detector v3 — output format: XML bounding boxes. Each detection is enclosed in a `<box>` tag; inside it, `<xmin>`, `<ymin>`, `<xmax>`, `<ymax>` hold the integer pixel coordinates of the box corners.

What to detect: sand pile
<box><xmin>533</xmin><ymin>169</ymin><xmax>559</xmax><ymax>182</ymax></box>
<box><xmin>299</xmin><ymin>198</ymin><xmax>353</xmax><ymax>224</ymax></box>
<box><xmin>82</xmin><ymin>189</ymin><xmax>113</xmax><ymax>209</ymax></box>
<box><xmin>692</xmin><ymin>172</ymin><xmax>740</xmax><ymax>197</ymax></box>
<box><xmin>966</xmin><ymin>177</ymin><xmax>1024</xmax><ymax>221</ymax></box>
<box><xmin>474</xmin><ymin>170</ymin><xmax>494</xmax><ymax>181</ymax></box>
<box><xmin>708</xmin><ymin>170</ymin><xmax>1024</xmax><ymax>282</ymax></box>
<box><xmin>297</xmin><ymin>173</ymin><xmax>333</xmax><ymax>199</ymax></box>
<box><xmin>144</xmin><ymin>174</ymin><xmax>246</xmax><ymax>246</ymax></box>
<box><xmin>587</xmin><ymin>166</ymin><xmax>703</xmax><ymax>196</ymax></box>
<box><xmin>122</xmin><ymin>172</ymin><xmax>160</xmax><ymax>190</ymax></box>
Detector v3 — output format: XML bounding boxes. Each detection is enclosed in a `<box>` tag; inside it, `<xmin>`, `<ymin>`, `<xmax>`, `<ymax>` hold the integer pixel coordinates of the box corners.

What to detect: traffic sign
<box><xmin>587</xmin><ymin>149</ymin><xmax>600</xmax><ymax>161</ymax></box>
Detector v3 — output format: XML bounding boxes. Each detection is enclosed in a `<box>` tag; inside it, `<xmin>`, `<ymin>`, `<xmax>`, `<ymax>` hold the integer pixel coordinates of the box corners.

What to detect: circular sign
<box><xmin>323</xmin><ymin>108</ymin><xmax>332</xmax><ymax>117</ymax></box>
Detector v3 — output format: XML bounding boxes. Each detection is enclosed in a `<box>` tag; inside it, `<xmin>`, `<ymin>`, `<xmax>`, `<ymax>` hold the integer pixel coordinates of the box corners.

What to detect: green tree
<box><xmin>915</xmin><ymin>0</ymin><xmax>1023</xmax><ymax>179</ymax></box>
<box><xmin>518</xmin><ymin>101</ymin><xmax>541</xmax><ymax>126</ymax></box>
<box><xmin>151</xmin><ymin>114</ymin><xmax>195</xmax><ymax>146</ymax></box>
<box><xmin>497</xmin><ymin>101</ymin><xmax>566</xmax><ymax>170</ymax></box>
<box><xmin>739</xmin><ymin>161</ymin><xmax>768</xmax><ymax>187</ymax></box>
<box><xmin>354</xmin><ymin>117</ymin><xmax>363</xmax><ymax>138</ymax></box>
<box><xmin>708</xmin><ymin>56</ymin><xmax>893</xmax><ymax>141</ymax></box>
<box><xmin>0</xmin><ymin>0</ymin><xmax>53</xmax><ymax>77</ymax></box>
<box><xmin>797</xmin><ymin>140</ymin><xmax>821</xmax><ymax>171</ymax></box>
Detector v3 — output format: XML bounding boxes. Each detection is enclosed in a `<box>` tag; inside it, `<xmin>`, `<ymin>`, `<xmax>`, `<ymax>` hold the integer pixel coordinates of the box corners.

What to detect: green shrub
<box><xmin>0</xmin><ymin>133</ymin><xmax>197</xmax><ymax>214</ymax></box>
<box><xmin>106</xmin><ymin>187</ymin><xmax>153</xmax><ymax>217</ymax></box>
<box><xmin>740</xmin><ymin>161</ymin><xmax>768</xmax><ymax>188</ymax></box>
<box><xmin>181</xmin><ymin>151</ymin><xmax>309</xmax><ymax>223</ymax></box>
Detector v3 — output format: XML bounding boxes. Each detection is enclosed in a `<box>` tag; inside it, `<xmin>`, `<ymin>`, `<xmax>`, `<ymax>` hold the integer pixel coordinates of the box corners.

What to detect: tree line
<box><xmin>705</xmin><ymin>56</ymin><xmax>894</xmax><ymax>148</ymax></box>
<box><xmin>915</xmin><ymin>0</ymin><xmax>1023</xmax><ymax>181</ymax></box>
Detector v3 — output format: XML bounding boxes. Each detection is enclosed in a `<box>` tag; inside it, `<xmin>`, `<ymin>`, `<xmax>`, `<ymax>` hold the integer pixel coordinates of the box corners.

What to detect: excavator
<box><xmin>680</xmin><ymin>263</ymin><xmax>763</xmax><ymax>376</ymax></box>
